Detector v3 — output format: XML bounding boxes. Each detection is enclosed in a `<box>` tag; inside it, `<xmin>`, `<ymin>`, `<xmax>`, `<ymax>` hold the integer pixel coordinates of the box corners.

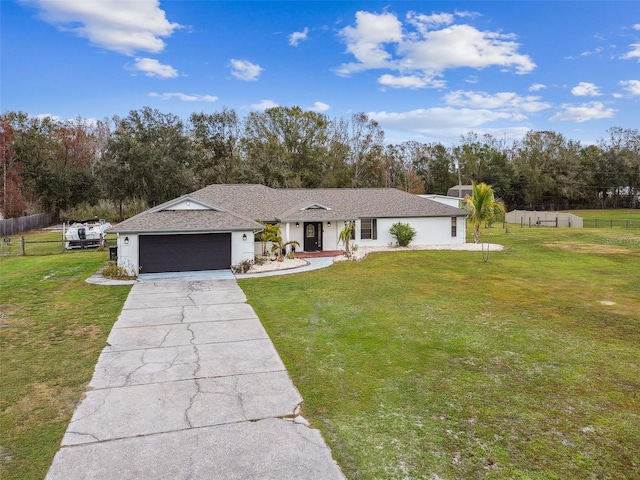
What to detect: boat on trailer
<box><xmin>64</xmin><ymin>218</ymin><xmax>111</xmax><ymax>249</ymax></box>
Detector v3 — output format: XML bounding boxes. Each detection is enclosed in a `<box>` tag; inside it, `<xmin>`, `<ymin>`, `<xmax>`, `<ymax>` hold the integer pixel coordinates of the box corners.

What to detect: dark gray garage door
<box><xmin>139</xmin><ymin>233</ymin><xmax>231</xmax><ymax>273</ymax></box>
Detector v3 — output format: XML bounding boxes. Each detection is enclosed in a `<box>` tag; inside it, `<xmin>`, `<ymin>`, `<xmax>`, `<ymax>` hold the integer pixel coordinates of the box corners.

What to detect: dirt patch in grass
<box><xmin>543</xmin><ymin>242</ymin><xmax>631</xmax><ymax>254</ymax></box>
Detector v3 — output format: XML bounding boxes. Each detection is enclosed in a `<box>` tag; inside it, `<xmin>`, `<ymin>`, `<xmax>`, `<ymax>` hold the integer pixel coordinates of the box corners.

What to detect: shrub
<box><xmin>389</xmin><ymin>222</ymin><xmax>417</xmax><ymax>247</ymax></box>
<box><xmin>102</xmin><ymin>261</ymin><xmax>137</xmax><ymax>280</ymax></box>
<box><xmin>231</xmin><ymin>259</ymin><xmax>253</xmax><ymax>273</ymax></box>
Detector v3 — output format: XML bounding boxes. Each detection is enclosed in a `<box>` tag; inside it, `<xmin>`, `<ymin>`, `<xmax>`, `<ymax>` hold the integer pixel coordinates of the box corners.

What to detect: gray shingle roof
<box><xmin>192</xmin><ymin>185</ymin><xmax>466</xmax><ymax>220</ymax></box>
<box><xmin>110</xmin><ymin>184</ymin><xmax>467</xmax><ymax>233</ymax></box>
<box><xmin>109</xmin><ymin>205</ymin><xmax>262</xmax><ymax>233</ymax></box>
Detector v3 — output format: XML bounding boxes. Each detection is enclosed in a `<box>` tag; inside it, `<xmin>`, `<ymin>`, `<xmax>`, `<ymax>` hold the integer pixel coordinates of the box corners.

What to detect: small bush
<box><xmin>102</xmin><ymin>261</ymin><xmax>137</xmax><ymax>280</ymax></box>
<box><xmin>389</xmin><ymin>222</ymin><xmax>417</xmax><ymax>247</ymax></box>
<box><xmin>231</xmin><ymin>259</ymin><xmax>253</xmax><ymax>273</ymax></box>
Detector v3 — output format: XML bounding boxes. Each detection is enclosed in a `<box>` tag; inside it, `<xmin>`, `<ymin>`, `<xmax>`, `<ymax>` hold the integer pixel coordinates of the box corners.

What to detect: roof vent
<box><xmin>301</xmin><ymin>203</ymin><xmax>331</xmax><ymax>211</ymax></box>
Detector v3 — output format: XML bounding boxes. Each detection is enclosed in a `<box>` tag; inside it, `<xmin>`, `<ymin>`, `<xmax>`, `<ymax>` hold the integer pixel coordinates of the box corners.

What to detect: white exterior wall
<box><xmin>320</xmin><ymin>221</ymin><xmax>340</xmax><ymax>250</ymax></box>
<box><xmin>116</xmin><ymin>233</ymin><xmax>140</xmax><ymax>276</ymax></box>
<box><xmin>287</xmin><ymin>223</ymin><xmax>306</xmax><ymax>251</ymax></box>
<box><xmin>355</xmin><ymin>217</ymin><xmax>466</xmax><ymax>247</ymax></box>
<box><xmin>232</xmin><ymin>231</ymin><xmax>255</xmax><ymax>266</ymax></box>
<box><xmin>249</xmin><ymin>216</ymin><xmax>466</xmax><ymax>257</ymax></box>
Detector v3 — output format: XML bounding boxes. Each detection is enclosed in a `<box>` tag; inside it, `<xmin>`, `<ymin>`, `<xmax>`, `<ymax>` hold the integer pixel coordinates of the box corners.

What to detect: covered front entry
<box><xmin>303</xmin><ymin>222</ymin><xmax>322</xmax><ymax>252</ymax></box>
<box><xmin>139</xmin><ymin>233</ymin><xmax>231</xmax><ymax>273</ymax></box>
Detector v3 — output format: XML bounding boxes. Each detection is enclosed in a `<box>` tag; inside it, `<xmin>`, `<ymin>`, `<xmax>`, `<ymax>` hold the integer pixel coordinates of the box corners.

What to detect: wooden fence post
<box><xmin>20</xmin><ymin>236</ymin><xmax>26</xmax><ymax>256</ymax></box>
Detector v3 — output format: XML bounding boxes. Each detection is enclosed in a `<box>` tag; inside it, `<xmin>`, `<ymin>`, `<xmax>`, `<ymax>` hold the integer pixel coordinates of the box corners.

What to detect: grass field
<box><xmin>239</xmin><ymin>226</ymin><xmax>640</xmax><ymax>479</ymax></box>
<box><xmin>1</xmin><ymin>221</ymin><xmax>639</xmax><ymax>479</ymax></box>
<box><xmin>0</xmin><ymin>251</ymin><xmax>131</xmax><ymax>480</ymax></box>
<box><xmin>568</xmin><ymin>209</ymin><xmax>640</xmax><ymax>220</ymax></box>
<box><xmin>0</xmin><ymin>229</ymin><xmax>118</xmax><ymax>257</ymax></box>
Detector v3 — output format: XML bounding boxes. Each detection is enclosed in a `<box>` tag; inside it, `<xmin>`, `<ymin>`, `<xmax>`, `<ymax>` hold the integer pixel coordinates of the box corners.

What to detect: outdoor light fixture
<box><xmin>296</xmin><ymin>222</ymin><xmax>300</xmax><ymax>228</ymax></box>
<box><xmin>327</xmin><ymin>221</ymin><xmax>331</xmax><ymax>226</ymax></box>
<box><xmin>124</xmin><ymin>237</ymin><xmax>129</xmax><ymax>245</ymax></box>
<box><xmin>242</xmin><ymin>234</ymin><xmax>247</xmax><ymax>241</ymax></box>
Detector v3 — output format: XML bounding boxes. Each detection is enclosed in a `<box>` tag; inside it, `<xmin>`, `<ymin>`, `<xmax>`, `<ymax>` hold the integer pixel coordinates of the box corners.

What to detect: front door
<box><xmin>304</xmin><ymin>222</ymin><xmax>322</xmax><ymax>252</ymax></box>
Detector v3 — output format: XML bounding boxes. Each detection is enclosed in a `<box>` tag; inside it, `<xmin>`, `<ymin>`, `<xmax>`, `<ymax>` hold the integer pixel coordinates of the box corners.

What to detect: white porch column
<box><xmin>285</xmin><ymin>222</ymin><xmax>290</xmax><ymax>242</ymax></box>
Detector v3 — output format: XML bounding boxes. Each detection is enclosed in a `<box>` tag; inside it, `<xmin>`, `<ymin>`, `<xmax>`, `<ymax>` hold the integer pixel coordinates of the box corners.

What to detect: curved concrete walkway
<box><xmin>48</xmin><ymin>275</ymin><xmax>345</xmax><ymax>479</ymax></box>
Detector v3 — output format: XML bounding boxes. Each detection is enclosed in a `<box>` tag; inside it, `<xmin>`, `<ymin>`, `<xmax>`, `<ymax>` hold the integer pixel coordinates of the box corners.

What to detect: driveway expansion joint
<box><xmin>46</xmin><ymin>276</ymin><xmax>345</xmax><ymax>480</ymax></box>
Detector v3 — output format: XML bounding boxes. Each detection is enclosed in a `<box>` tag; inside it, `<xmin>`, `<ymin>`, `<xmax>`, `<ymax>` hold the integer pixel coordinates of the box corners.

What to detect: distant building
<box><xmin>447</xmin><ymin>185</ymin><xmax>474</xmax><ymax>198</ymax></box>
<box><xmin>419</xmin><ymin>194</ymin><xmax>462</xmax><ymax>208</ymax></box>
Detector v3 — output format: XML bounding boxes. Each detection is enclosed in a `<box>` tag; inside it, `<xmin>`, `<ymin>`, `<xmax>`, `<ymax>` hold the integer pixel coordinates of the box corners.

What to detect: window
<box><xmin>451</xmin><ymin>217</ymin><xmax>457</xmax><ymax>237</ymax></box>
<box><xmin>360</xmin><ymin>218</ymin><xmax>377</xmax><ymax>240</ymax></box>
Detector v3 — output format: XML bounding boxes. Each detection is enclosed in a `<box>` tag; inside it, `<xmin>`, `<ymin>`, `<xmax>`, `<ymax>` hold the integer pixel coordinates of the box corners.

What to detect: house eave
<box><xmin>109</xmin><ymin>226</ymin><xmax>257</xmax><ymax>235</ymax></box>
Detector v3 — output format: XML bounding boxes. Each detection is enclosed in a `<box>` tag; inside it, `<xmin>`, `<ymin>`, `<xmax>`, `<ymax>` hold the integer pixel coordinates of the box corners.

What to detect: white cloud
<box><xmin>131</xmin><ymin>58</ymin><xmax>178</xmax><ymax>78</ymax></box>
<box><xmin>369</xmin><ymin>107</ymin><xmax>517</xmax><ymax>131</ymax></box>
<box><xmin>400</xmin><ymin>25</ymin><xmax>535</xmax><ymax>73</ymax></box>
<box><xmin>571</xmin><ymin>82</ymin><xmax>602</xmax><ymax>96</ymax></box>
<box><xmin>35</xmin><ymin>113</ymin><xmax>62</xmax><ymax>122</ymax></box>
<box><xmin>306</xmin><ymin>101</ymin><xmax>330</xmax><ymax>112</ymax></box>
<box><xmin>633</xmin><ymin>24</ymin><xmax>640</xmax><ymax>31</ymax></box>
<box><xmin>251</xmin><ymin>99</ymin><xmax>279</xmax><ymax>111</ymax></box>
<box><xmin>550</xmin><ymin>102</ymin><xmax>615</xmax><ymax>123</ymax></box>
<box><xmin>620</xmin><ymin>80</ymin><xmax>640</xmax><ymax>96</ymax></box>
<box><xmin>529</xmin><ymin>83</ymin><xmax>547</xmax><ymax>92</ymax></box>
<box><xmin>454</xmin><ymin>10</ymin><xmax>482</xmax><ymax>20</ymax></box>
<box><xmin>581</xmin><ymin>46</ymin><xmax>604</xmax><ymax>56</ymax></box>
<box><xmin>230</xmin><ymin>59</ymin><xmax>263</xmax><ymax>81</ymax></box>
<box><xmin>20</xmin><ymin>0</ymin><xmax>180</xmax><ymax>55</ymax></box>
<box><xmin>337</xmin><ymin>11</ymin><xmax>403</xmax><ymax>75</ymax></box>
<box><xmin>366</xmin><ymin>105</ymin><xmax>532</xmax><ymax>144</ymax></box>
<box><xmin>406</xmin><ymin>11</ymin><xmax>455</xmax><ymax>34</ymax></box>
<box><xmin>444</xmin><ymin>90</ymin><xmax>551</xmax><ymax>113</ymax></box>
<box><xmin>289</xmin><ymin>27</ymin><xmax>309</xmax><ymax>46</ymax></box>
<box><xmin>378</xmin><ymin>74</ymin><xmax>445</xmax><ymax>89</ymax></box>
<box><xmin>566</xmin><ymin>46</ymin><xmax>604</xmax><ymax>59</ymax></box>
<box><xmin>149</xmin><ymin>92</ymin><xmax>218</xmax><ymax>102</ymax></box>
<box><xmin>336</xmin><ymin>10</ymin><xmax>535</xmax><ymax>86</ymax></box>
<box><xmin>622</xmin><ymin>43</ymin><xmax>640</xmax><ymax>61</ymax></box>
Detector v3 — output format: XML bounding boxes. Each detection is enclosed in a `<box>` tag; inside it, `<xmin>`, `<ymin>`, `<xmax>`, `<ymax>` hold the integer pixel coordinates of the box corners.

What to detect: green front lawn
<box><xmin>1</xmin><ymin>223</ymin><xmax>638</xmax><ymax>479</ymax></box>
<box><xmin>0</xmin><ymin>252</ymin><xmax>131</xmax><ymax>480</ymax></box>
<box><xmin>239</xmin><ymin>226</ymin><xmax>640</xmax><ymax>479</ymax></box>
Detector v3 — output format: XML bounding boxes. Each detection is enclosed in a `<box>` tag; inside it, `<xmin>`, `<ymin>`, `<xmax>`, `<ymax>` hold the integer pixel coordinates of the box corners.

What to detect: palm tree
<box><xmin>338</xmin><ymin>221</ymin><xmax>355</xmax><ymax>257</ymax></box>
<box><xmin>256</xmin><ymin>222</ymin><xmax>280</xmax><ymax>256</ymax></box>
<box><xmin>464</xmin><ymin>181</ymin><xmax>506</xmax><ymax>243</ymax></box>
<box><xmin>259</xmin><ymin>223</ymin><xmax>300</xmax><ymax>262</ymax></box>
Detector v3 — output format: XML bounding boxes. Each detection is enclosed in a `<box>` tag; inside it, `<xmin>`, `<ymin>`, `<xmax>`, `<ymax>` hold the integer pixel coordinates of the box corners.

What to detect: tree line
<box><xmin>1</xmin><ymin>107</ymin><xmax>639</xmax><ymax>221</ymax></box>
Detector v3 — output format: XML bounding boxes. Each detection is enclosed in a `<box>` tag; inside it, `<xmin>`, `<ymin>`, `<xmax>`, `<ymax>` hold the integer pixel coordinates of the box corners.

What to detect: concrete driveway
<box><xmin>46</xmin><ymin>275</ymin><xmax>345</xmax><ymax>479</ymax></box>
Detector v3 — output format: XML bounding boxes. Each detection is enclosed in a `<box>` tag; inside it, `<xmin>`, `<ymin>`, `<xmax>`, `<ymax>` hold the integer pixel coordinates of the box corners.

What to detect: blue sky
<box><xmin>2</xmin><ymin>1</ymin><xmax>639</xmax><ymax>145</ymax></box>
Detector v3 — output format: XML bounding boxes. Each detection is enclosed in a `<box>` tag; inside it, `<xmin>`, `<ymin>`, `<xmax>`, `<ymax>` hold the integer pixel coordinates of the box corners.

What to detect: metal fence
<box><xmin>0</xmin><ymin>213</ymin><xmax>54</xmax><ymax>236</ymax></box>
<box><xmin>1</xmin><ymin>235</ymin><xmax>117</xmax><ymax>257</ymax></box>
<box><xmin>582</xmin><ymin>218</ymin><xmax>640</xmax><ymax>230</ymax></box>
